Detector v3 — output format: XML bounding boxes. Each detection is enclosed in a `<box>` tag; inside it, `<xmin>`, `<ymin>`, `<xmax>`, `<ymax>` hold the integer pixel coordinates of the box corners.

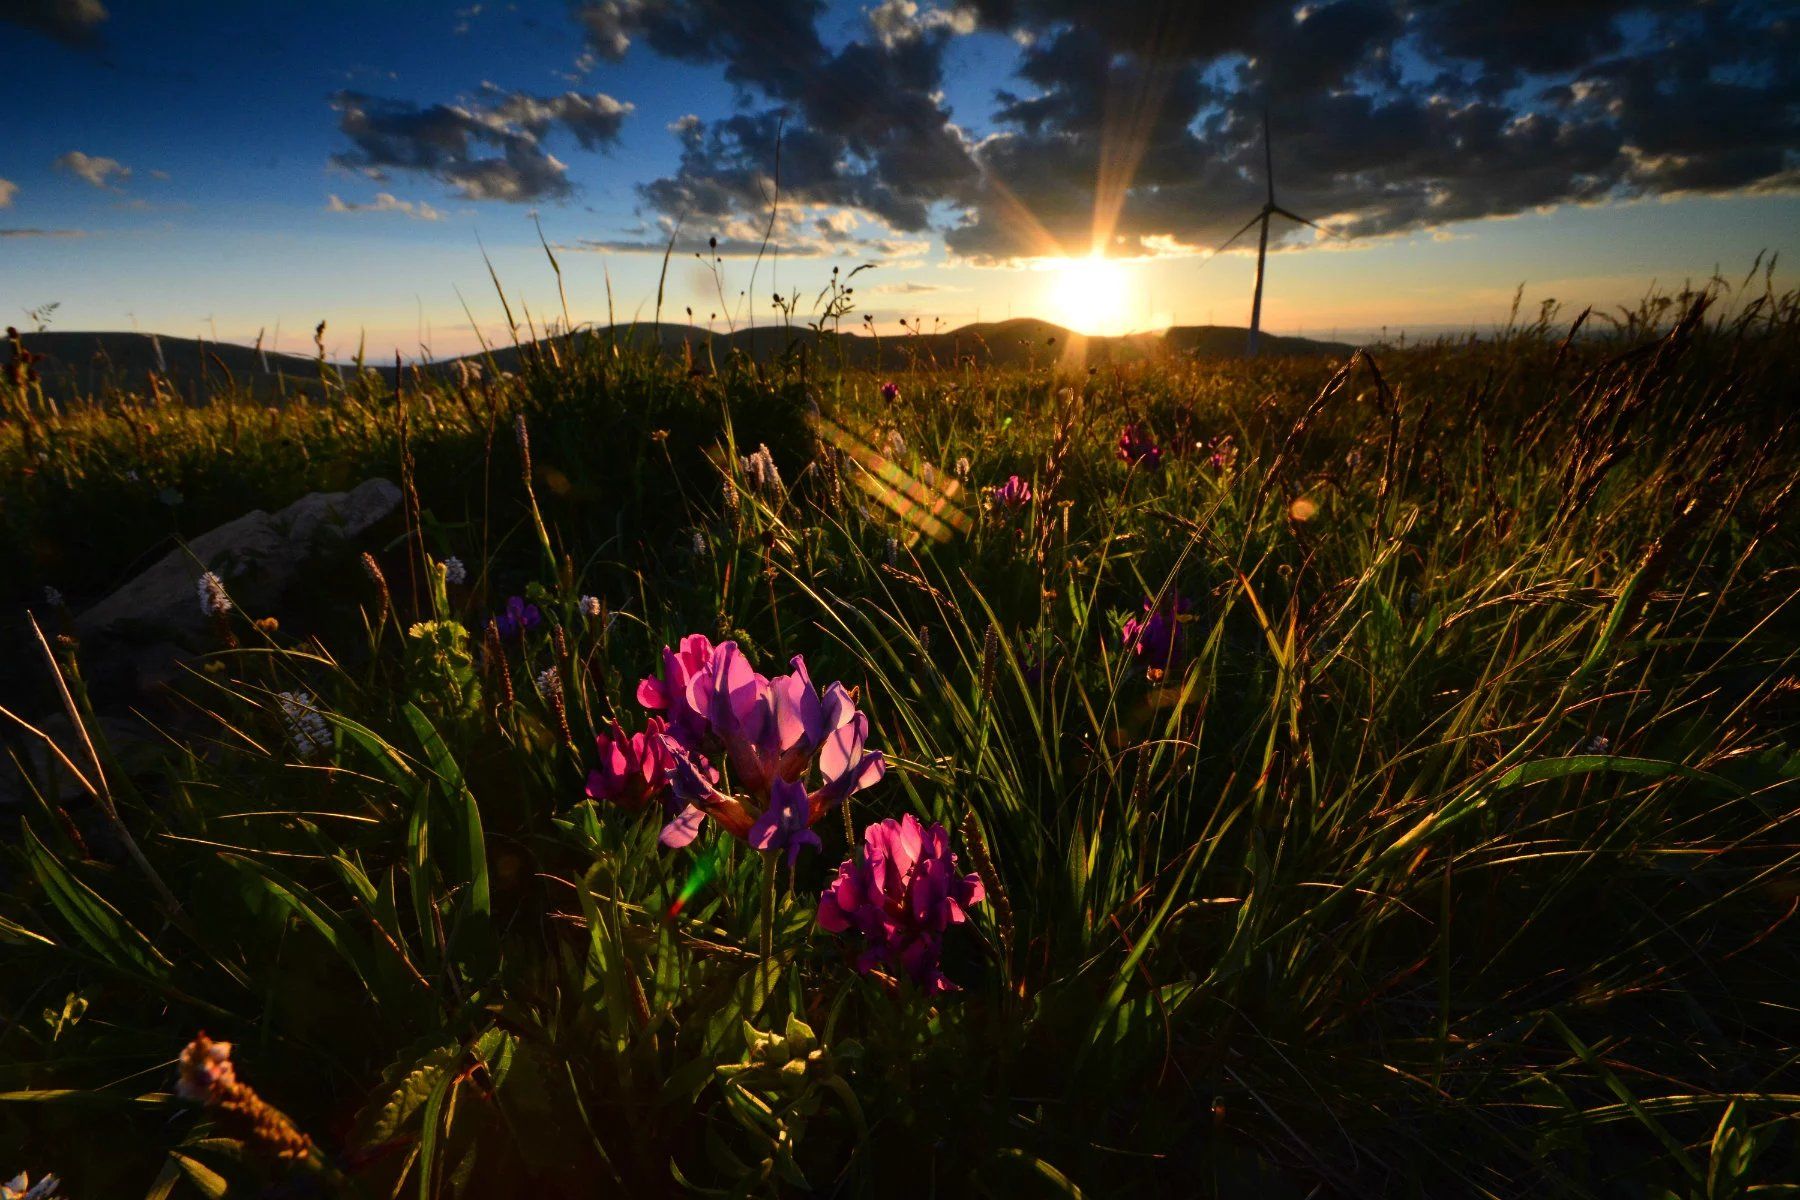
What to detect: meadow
<box><xmin>1</xmin><ymin>277</ymin><xmax>1798</xmax><ymax>1198</ymax></box>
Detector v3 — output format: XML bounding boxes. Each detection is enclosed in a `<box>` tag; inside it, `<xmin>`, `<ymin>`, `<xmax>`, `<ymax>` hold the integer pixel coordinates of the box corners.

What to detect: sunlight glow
<box><xmin>1045</xmin><ymin>254</ymin><xmax>1132</xmax><ymax>336</ymax></box>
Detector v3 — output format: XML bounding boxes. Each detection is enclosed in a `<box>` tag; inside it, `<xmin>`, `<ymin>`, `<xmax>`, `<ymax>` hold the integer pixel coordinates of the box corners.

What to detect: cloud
<box><xmin>572</xmin><ymin>0</ymin><xmax>1795</xmax><ymax>266</ymax></box>
<box><xmin>326</xmin><ymin>192</ymin><xmax>445</xmax><ymax>220</ymax></box>
<box><xmin>873</xmin><ymin>280</ymin><xmax>962</xmax><ymax>294</ymax></box>
<box><xmin>0</xmin><ymin>228</ymin><xmax>86</xmax><ymax>238</ymax></box>
<box><xmin>54</xmin><ymin>150</ymin><xmax>131</xmax><ymax>190</ymax></box>
<box><xmin>330</xmin><ymin>85</ymin><xmax>633</xmax><ymax>202</ymax></box>
<box><xmin>0</xmin><ymin>179</ymin><xmax>16</xmax><ymax>208</ymax></box>
<box><xmin>0</xmin><ymin>0</ymin><xmax>107</xmax><ymax>47</ymax></box>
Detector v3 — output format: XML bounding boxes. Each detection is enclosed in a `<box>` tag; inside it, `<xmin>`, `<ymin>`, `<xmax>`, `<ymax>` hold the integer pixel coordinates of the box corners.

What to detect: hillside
<box><xmin>14</xmin><ymin>319</ymin><xmax>1353</xmax><ymax>402</ymax></box>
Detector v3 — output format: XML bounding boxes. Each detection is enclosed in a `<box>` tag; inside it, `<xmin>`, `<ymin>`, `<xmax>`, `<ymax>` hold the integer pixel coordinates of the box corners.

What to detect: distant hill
<box><xmin>12</xmin><ymin>320</ymin><xmax>1354</xmax><ymax>402</ymax></box>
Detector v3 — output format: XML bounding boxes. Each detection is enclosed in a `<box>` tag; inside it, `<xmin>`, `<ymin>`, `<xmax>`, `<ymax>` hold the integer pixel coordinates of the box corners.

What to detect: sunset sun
<box><xmin>1046</xmin><ymin>254</ymin><xmax>1131</xmax><ymax>336</ymax></box>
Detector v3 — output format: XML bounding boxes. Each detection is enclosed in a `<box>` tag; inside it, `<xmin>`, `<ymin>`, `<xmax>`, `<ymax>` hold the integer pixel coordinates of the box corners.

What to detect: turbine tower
<box><xmin>1209</xmin><ymin>110</ymin><xmax>1328</xmax><ymax>357</ymax></box>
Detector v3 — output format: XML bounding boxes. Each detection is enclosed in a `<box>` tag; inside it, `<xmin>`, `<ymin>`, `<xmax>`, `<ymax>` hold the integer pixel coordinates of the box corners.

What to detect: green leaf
<box><xmin>20</xmin><ymin>819</ymin><xmax>170</xmax><ymax>980</ymax></box>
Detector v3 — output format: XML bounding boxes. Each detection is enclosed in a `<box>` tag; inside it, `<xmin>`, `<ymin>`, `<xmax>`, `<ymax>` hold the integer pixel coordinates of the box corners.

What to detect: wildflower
<box><xmin>178</xmin><ymin>1033</ymin><xmax>237</xmax><ymax>1103</ymax></box>
<box><xmin>494</xmin><ymin>595</ymin><xmax>541</xmax><ymax>639</ymax></box>
<box><xmin>586</xmin><ymin>717</ymin><xmax>676</xmax><ymax>811</ymax></box>
<box><xmin>990</xmin><ymin>474</ymin><xmax>1032</xmax><ymax>510</ymax></box>
<box><xmin>747</xmin><ymin>777</ymin><xmax>823</xmax><ymax>867</ymax></box>
<box><xmin>1581</xmin><ymin>734</ymin><xmax>1612</xmax><ymax>755</ymax></box>
<box><xmin>442</xmin><ymin>556</ymin><xmax>468</xmax><ymax>585</ymax></box>
<box><xmin>535</xmin><ymin>666</ymin><xmax>562</xmax><ymax>700</ymax></box>
<box><xmin>175</xmin><ymin>1034</ymin><xmax>314</xmax><ymax>1162</ymax></box>
<box><xmin>740</xmin><ymin>444</ymin><xmax>783</xmax><ymax>496</ymax></box>
<box><xmin>276</xmin><ymin>692</ymin><xmax>332</xmax><ymax>759</ymax></box>
<box><xmin>817</xmin><ymin>814</ymin><xmax>984</xmax><ymax>993</ymax></box>
<box><xmin>1122</xmin><ymin>592</ymin><xmax>1192</xmax><ymax>680</ymax></box>
<box><xmin>579</xmin><ymin>594</ymin><xmax>603</xmax><ymax>618</ymax></box>
<box><xmin>691</xmin><ymin>530</ymin><xmax>708</xmax><ymax>556</ymax></box>
<box><xmin>42</xmin><ymin>586</ymin><xmax>64</xmax><ymax>608</ymax></box>
<box><xmin>1</xmin><ymin>1173</ymin><xmax>61</xmax><ymax>1200</ymax></box>
<box><xmin>196</xmin><ymin>571</ymin><xmax>232</xmax><ymax>616</ymax></box>
<box><xmin>954</xmin><ymin>455</ymin><xmax>972</xmax><ymax>481</ymax></box>
<box><xmin>885</xmin><ymin>536</ymin><xmax>899</xmax><ymax>566</ymax></box>
<box><xmin>1117</xmin><ymin>424</ymin><xmax>1162</xmax><ymax>468</ymax></box>
<box><xmin>886</xmin><ymin>429</ymin><xmax>907</xmax><ymax>459</ymax></box>
<box><xmin>921</xmin><ymin>462</ymin><xmax>936</xmax><ymax>489</ymax></box>
<box><xmin>879</xmin><ymin>380</ymin><xmax>900</xmax><ymax>403</ymax></box>
<box><xmin>1206</xmin><ymin>435</ymin><xmax>1238</xmax><ymax>473</ymax></box>
<box><xmin>648</xmin><ymin>639</ymin><xmax>886</xmax><ymax>849</ymax></box>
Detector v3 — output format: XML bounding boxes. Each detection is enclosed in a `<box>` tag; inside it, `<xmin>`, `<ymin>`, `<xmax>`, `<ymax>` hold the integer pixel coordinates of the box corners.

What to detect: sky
<box><xmin>0</xmin><ymin>0</ymin><xmax>1795</xmax><ymax>359</ymax></box>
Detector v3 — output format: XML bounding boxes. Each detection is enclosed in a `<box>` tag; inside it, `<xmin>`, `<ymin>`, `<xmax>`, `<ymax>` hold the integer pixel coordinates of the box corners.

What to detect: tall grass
<box><xmin>1</xmin><ymin>279</ymin><xmax>1797</xmax><ymax>1197</ymax></box>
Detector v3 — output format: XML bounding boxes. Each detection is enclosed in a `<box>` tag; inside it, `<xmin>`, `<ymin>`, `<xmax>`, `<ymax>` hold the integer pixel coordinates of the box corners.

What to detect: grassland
<box><xmin>1</xmin><ymin>281</ymin><xmax>1798</xmax><ymax>1198</ymax></box>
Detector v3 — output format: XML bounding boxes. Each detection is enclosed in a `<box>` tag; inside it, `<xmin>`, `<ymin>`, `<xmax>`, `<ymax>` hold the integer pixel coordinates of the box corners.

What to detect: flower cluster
<box><xmin>494</xmin><ymin>595</ymin><xmax>541</xmax><ymax>639</ymax></box>
<box><xmin>990</xmin><ymin>474</ymin><xmax>1032</xmax><ymax>511</ymax></box>
<box><xmin>590</xmin><ymin>635</ymin><xmax>887</xmax><ymax>864</ymax></box>
<box><xmin>1122</xmin><ymin>592</ymin><xmax>1192</xmax><ymax>679</ymax></box>
<box><xmin>1117</xmin><ymin>424</ymin><xmax>1162</xmax><ymax>469</ymax></box>
<box><xmin>879</xmin><ymin>380</ymin><xmax>900</xmax><ymax>403</ymax></box>
<box><xmin>276</xmin><ymin>691</ymin><xmax>332</xmax><ymax>759</ymax></box>
<box><xmin>196</xmin><ymin>571</ymin><xmax>232</xmax><ymax>617</ymax></box>
<box><xmin>176</xmin><ymin>1034</ymin><xmax>315</xmax><ymax>1162</ymax></box>
<box><xmin>818</xmin><ymin>814</ymin><xmax>984</xmax><ymax>993</ymax></box>
<box><xmin>1205</xmin><ymin>435</ymin><xmax>1238</xmax><ymax>473</ymax></box>
<box><xmin>441</xmin><ymin>555</ymin><xmax>468</xmax><ymax>586</ymax></box>
<box><xmin>740</xmin><ymin>444</ymin><xmax>783</xmax><ymax>497</ymax></box>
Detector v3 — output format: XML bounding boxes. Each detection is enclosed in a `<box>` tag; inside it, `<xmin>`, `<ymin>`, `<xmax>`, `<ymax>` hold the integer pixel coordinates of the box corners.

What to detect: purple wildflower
<box><xmin>817</xmin><ymin>814</ymin><xmax>984</xmax><ymax>993</ymax></box>
<box><xmin>640</xmin><ymin>637</ymin><xmax>886</xmax><ymax>849</ymax></box>
<box><xmin>747</xmin><ymin>777</ymin><xmax>823</xmax><ymax>866</ymax></box>
<box><xmin>879</xmin><ymin>380</ymin><xmax>900</xmax><ymax>403</ymax></box>
<box><xmin>494</xmin><ymin>595</ymin><xmax>541</xmax><ymax>639</ymax></box>
<box><xmin>1117</xmin><ymin>424</ymin><xmax>1162</xmax><ymax>469</ymax></box>
<box><xmin>1122</xmin><ymin>593</ymin><xmax>1192</xmax><ymax>680</ymax></box>
<box><xmin>991</xmin><ymin>474</ymin><xmax>1033</xmax><ymax>510</ymax></box>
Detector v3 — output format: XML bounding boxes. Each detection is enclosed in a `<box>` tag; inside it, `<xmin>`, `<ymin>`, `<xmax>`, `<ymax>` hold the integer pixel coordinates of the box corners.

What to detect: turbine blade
<box><xmin>1271</xmin><ymin>206</ymin><xmax>1341</xmax><ymax>238</ymax></box>
<box><xmin>1207</xmin><ymin>212</ymin><xmax>1265</xmax><ymax>259</ymax></box>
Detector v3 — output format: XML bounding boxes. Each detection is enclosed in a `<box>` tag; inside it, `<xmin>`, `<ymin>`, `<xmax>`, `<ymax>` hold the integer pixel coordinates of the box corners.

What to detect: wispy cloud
<box><xmin>326</xmin><ymin>192</ymin><xmax>445</xmax><ymax>221</ymax></box>
<box><xmin>0</xmin><ymin>179</ymin><xmax>17</xmax><ymax>209</ymax></box>
<box><xmin>0</xmin><ymin>228</ymin><xmax>87</xmax><ymax>238</ymax></box>
<box><xmin>54</xmin><ymin>150</ymin><xmax>131</xmax><ymax>190</ymax></box>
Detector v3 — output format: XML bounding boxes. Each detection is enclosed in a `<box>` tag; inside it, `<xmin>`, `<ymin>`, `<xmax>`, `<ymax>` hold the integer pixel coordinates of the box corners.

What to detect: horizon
<box><xmin>2</xmin><ymin>1</ymin><xmax>1796</xmax><ymax>359</ymax></box>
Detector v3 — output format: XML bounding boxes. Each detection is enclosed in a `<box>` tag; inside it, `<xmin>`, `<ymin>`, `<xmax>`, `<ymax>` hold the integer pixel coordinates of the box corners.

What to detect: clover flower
<box><xmin>1117</xmin><ymin>424</ymin><xmax>1162</xmax><ymax>468</ymax></box>
<box><xmin>991</xmin><ymin>475</ymin><xmax>1032</xmax><ymax>510</ymax></box>
<box><xmin>879</xmin><ymin>380</ymin><xmax>900</xmax><ymax>403</ymax></box>
<box><xmin>440</xmin><ymin>556</ymin><xmax>467</xmax><ymax>586</ymax></box>
<box><xmin>640</xmin><ymin>637</ymin><xmax>886</xmax><ymax>851</ymax></box>
<box><xmin>747</xmin><ymin>777</ymin><xmax>823</xmax><ymax>867</ymax></box>
<box><xmin>196</xmin><ymin>571</ymin><xmax>232</xmax><ymax>616</ymax></box>
<box><xmin>579</xmin><ymin>594</ymin><xmax>603</xmax><ymax>619</ymax></box>
<box><xmin>535</xmin><ymin>666</ymin><xmax>562</xmax><ymax>701</ymax></box>
<box><xmin>276</xmin><ymin>691</ymin><xmax>332</xmax><ymax>759</ymax></box>
<box><xmin>817</xmin><ymin>813</ymin><xmax>984</xmax><ymax>993</ymax></box>
<box><xmin>494</xmin><ymin>595</ymin><xmax>541</xmax><ymax>639</ymax></box>
<box><xmin>586</xmin><ymin>717</ymin><xmax>677</xmax><ymax>811</ymax></box>
<box><xmin>1122</xmin><ymin>593</ymin><xmax>1192</xmax><ymax>679</ymax></box>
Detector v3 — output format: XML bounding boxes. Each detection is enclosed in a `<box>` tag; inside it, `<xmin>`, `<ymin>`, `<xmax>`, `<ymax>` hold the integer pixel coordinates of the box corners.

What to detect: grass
<box><xmin>1</xmin><ymin>276</ymin><xmax>1798</xmax><ymax>1197</ymax></box>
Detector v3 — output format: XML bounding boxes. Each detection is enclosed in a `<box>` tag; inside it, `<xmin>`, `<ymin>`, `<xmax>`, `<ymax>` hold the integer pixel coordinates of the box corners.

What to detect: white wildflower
<box><xmin>740</xmin><ymin>444</ymin><xmax>783</xmax><ymax>496</ymax></box>
<box><xmin>885</xmin><ymin>537</ymin><xmax>899</xmax><ymax>567</ymax></box>
<box><xmin>535</xmin><ymin>666</ymin><xmax>562</xmax><ymax>700</ymax></box>
<box><xmin>954</xmin><ymin>456</ymin><xmax>971</xmax><ymax>481</ymax></box>
<box><xmin>196</xmin><ymin>571</ymin><xmax>232</xmax><ymax>616</ymax></box>
<box><xmin>579</xmin><ymin>595</ymin><xmax>602</xmax><ymax>618</ymax></box>
<box><xmin>442</xmin><ymin>556</ymin><xmax>467</xmax><ymax>586</ymax></box>
<box><xmin>42</xmin><ymin>586</ymin><xmax>64</xmax><ymax>608</ymax></box>
<box><xmin>691</xmin><ymin>530</ymin><xmax>707</xmax><ymax>556</ymax></box>
<box><xmin>277</xmin><ymin>691</ymin><xmax>332</xmax><ymax>759</ymax></box>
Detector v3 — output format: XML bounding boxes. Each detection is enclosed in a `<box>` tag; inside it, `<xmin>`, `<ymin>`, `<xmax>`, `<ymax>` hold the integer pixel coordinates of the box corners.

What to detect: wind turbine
<box><xmin>1207</xmin><ymin>110</ymin><xmax>1329</xmax><ymax>357</ymax></box>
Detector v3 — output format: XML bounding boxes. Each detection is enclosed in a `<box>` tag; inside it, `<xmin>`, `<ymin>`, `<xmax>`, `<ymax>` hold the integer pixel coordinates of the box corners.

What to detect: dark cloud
<box><xmin>0</xmin><ymin>0</ymin><xmax>107</xmax><ymax>47</ymax></box>
<box><xmin>576</xmin><ymin>0</ymin><xmax>980</xmax><ymax>233</ymax></box>
<box><xmin>330</xmin><ymin>86</ymin><xmax>632</xmax><ymax>202</ymax></box>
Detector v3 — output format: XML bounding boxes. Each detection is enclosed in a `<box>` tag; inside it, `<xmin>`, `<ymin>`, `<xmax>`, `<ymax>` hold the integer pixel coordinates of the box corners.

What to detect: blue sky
<box><xmin>1</xmin><ymin>0</ymin><xmax>1794</xmax><ymax>356</ymax></box>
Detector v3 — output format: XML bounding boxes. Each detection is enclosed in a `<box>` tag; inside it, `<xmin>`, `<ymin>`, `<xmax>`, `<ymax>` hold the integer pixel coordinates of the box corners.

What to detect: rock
<box><xmin>72</xmin><ymin>478</ymin><xmax>401</xmax><ymax>697</ymax></box>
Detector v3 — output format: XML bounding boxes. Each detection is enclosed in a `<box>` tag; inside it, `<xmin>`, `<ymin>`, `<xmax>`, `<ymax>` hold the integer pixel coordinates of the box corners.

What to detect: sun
<box><xmin>1045</xmin><ymin>254</ymin><xmax>1131</xmax><ymax>336</ymax></box>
